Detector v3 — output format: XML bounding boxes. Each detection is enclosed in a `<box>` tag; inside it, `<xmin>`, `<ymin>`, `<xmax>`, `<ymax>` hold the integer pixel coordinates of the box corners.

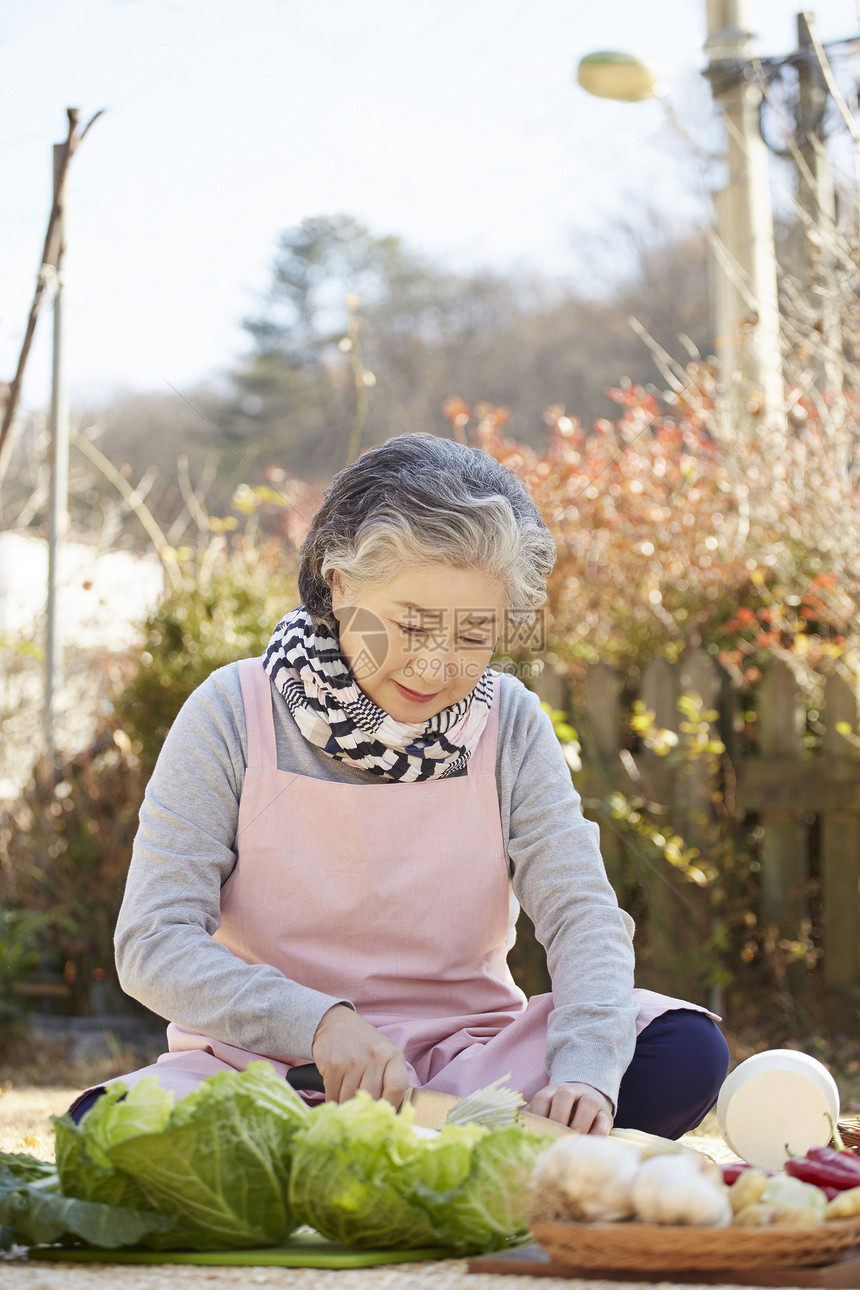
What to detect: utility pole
<box><xmin>44</xmin><ymin>136</ymin><xmax>71</xmax><ymax>771</ymax></box>
<box><xmin>795</xmin><ymin>10</ymin><xmax>842</xmax><ymax>400</ymax></box>
<box><xmin>0</xmin><ymin>110</ymin><xmax>102</xmax><ymax>492</ymax></box>
<box><xmin>0</xmin><ymin>108</ymin><xmax>103</xmax><ymax>763</ymax></box>
<box><xmin>0</xmin><ymin>107</ymin><xmax>102</xmax><ymax>769</ymax></box>
<box><xmin>704</xmin><ymin>0</ymin><xmax>782</xmax><ymax>425</ymax></box>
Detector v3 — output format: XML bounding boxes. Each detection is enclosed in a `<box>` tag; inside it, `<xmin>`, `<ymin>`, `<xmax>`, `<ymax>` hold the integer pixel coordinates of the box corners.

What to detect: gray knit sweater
<box><xmin>114</xmin><ymin>662</ymin><xmax>638</xmax><ymax>1103</ymax></box>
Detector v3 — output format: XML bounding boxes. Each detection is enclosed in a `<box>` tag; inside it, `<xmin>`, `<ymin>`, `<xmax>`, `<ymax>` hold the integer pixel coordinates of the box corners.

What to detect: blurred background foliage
<box><xmin>1</xmin><ymin>206</ymin><xmax>858</xmax><ymax>1058</ymax></box>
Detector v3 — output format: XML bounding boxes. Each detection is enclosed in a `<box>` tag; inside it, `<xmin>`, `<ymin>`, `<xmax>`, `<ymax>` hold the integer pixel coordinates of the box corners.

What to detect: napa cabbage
<box><xmin>288</xmin><ymin>1091</ymin><xmax>549</xmax><ymax>1253</ymax></box>
<box><xmin>53</xmin><ymin>1061</ymin><xmax>309</xmax><ymax>1249</ymax></box>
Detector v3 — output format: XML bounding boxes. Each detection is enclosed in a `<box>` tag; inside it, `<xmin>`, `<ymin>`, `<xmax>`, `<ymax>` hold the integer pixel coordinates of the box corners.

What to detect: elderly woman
<box><xmin>70</xmin><ymin>434</ymin><xmax>728</xmax><ymax>1134</ymax></box>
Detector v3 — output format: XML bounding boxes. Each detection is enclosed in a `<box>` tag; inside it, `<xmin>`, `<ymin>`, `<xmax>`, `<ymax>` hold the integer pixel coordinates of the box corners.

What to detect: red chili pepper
<box><xmin>813</xmin><ymin>1145</ymin><xmax>860</xmax><ymax>1177</ymax></box>
<box><xmin>809</xmin><ymin>1144</ymin><xmax>860</xmax><ymax>1165</ymax></box>
<box><xmin>785</xmin><ymin>1156</ymin><xmax>860</xmax><ymax>1190</ymax></box>
<box><xmin>721</xmin><ymin>1162</ymin><xmax>752</xmax><ymax>1185</ymax></box>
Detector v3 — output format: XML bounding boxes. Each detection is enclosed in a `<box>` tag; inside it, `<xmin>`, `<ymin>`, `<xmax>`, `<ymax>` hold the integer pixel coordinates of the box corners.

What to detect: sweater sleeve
<box><xmin>499</xmin><ymin>676</ymin><xmax>638</xmax><ymax>1108</ymax></box>
<box><xmin>113</xmin><ymin>664</ymin><xmax>351</xmax><ymax>1059</ymax></box>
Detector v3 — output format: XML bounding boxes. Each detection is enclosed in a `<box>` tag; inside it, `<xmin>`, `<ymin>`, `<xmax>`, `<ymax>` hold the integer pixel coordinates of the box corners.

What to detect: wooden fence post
<box><xmin>638</xmin><ymin>656</ymin><xmax>689</xmax><ymax>993</ymax></box>
<box><xmin>820</xmin><ymin>670</ymin><xmax>860</xmax><ymax>987</ymax></box>
<box><xmin>680</xmin><ymin>650</ymin><xmax>724</xmax><ymax>1013</ymax></box>
<box><xmin>678</xmin><ymin>650</ymin><xmax>722</xmax><ymax>827</ymax></box>
<box><xmin>585</xmin><ymin>662</ymin><xmax>622</xmax><ymax>759</ymax></box>
<box><xmin>531</xmin><ymin>662</ymin><xmax>570</xmax><ymax>715</ymax></box>
<box><xmin>583</xmin><ymin>661</ymin><xmax>625</xmax><ymax>892</ymax></box>
<box><xmin>758</xmin><ymin>659</ymin><xmax>807</xmax><ymax>937</ymax></box>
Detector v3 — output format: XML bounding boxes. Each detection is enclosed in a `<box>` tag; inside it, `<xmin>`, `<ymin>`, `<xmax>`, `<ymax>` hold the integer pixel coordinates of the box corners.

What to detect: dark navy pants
<box><xmin>70</xmin><ymin>1008</ymin><xmax>728</xmax><ymax>1135</ymax></box>
<box><xmin>615</xmin><ymin>1009</ymin><xmax>730</xmax><ymax>1138</ymax></box>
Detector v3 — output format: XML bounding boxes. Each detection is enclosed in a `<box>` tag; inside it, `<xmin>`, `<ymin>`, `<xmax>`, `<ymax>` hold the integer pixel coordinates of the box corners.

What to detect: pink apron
<box><xmin>91</xmin><ymin>659</ymin><xmax>711</xmax><ymax>1105</ymax></box>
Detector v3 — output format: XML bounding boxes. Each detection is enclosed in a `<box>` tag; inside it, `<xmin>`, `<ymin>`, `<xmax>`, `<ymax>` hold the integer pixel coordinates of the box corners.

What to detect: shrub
<box><xmin>119</xmin><ymin>537</ymin><xmax>299</xmax><ymax>767</ymax></box>
<box><xmin>443</xmin><ymin>385</ymin><xmax>859</xmax><ymax>684</ymax></box>
<box><xmin>0</xmin><ymin>538</ymin><xmax>299</xmax><ymax>1014</ymax></box>
<box><xmin>0</xmin><ymin>907</ymin><xmax>57</xmax><ymax>1047</ymax></box>
<box><xmin>0</xmin><ymin>734</ymin><xmax>146</xmax><ymax>1015</ymax></box>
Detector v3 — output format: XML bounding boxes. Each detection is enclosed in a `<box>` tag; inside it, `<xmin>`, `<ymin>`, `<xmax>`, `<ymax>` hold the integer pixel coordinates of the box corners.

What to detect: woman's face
<box><xmin>331</xmin><ymin>564</ymin><xmax>507</xmax><ymax>721</ymax></box>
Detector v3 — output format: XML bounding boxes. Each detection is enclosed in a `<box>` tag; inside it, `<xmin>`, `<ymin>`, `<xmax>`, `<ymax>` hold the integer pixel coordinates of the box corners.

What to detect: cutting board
<box><xmin>467</xmin><ymin>1242</ymin><xmax>860</xmax><ymax>1288</ymax></box>
<box><xmin>283</xmin><ymin>1067</ymin><xmax>574</xmax><ymax>1140</ymax></box>
<box><xmin>405</xmin><ymin>1086</ymin><xmax>573</xmax><ymax>1138</ymax></box>
<box><xmin>30</xmin><ymin>1229</ymin><xmax>462</xmax><ymax>1268</ymax></box>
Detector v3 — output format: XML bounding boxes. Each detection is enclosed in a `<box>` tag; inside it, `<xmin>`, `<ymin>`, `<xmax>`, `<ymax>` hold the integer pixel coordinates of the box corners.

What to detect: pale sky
<box><xmin>2</xmin><ymin>0</ymin><xmax>858</xmax><ymax>408</ymax></box>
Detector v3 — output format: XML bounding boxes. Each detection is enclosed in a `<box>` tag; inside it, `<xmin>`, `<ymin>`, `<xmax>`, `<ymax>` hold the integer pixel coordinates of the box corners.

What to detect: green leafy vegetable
<box><xmin>0</xmin><ymin>1151</ymin><xmax>175</xmax><ymax>1251</ymax></box>
<box><xmin>3</xmin><ymin>1071</ymin><xmax>549</xmax><ymax>1256</ymax></box>
<box><xmin>0</xmin><ymin>1151</ymin><xmax>58</xmax><ymax>1185</ymax></box>
<box><xmin>53</xmin><ymin>1061</ymin><xmax>309</xmax><ymax>1250</ymax></box>
<box><xmin>288</xmin><ymin>1091</ymin><xmax>548</xmax><ymax>1253</ymax></box>
<box><xmin>54</xmin><ymin>1081</ymin><xmax>171</xmax><ymax>1213</ymax></box>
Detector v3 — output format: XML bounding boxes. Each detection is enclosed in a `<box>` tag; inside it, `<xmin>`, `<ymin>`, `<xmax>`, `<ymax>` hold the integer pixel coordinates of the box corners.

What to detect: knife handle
<box><xmin>286</xmin><ymin>1062</ymin><xmax>326</xmax><ymax>1094</ymax></box>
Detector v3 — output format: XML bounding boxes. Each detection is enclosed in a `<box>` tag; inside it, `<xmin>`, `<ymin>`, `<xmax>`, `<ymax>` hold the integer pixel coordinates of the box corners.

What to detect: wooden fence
<box><xmin>533</xmin><ymin>651</ymin><xmax>860</xmax><ymax>995</ymax></box>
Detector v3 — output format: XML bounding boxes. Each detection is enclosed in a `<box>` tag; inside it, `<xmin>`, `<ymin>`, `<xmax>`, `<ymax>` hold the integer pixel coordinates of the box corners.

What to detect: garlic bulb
<box><xmin>631</xmin><ymin>1153</ymin><xmax>731</xmax><ymax>1227</ymax></box>
<box><xmin>531</xmin><ymin>1134</ymin><xmax>641</xmax><ymax>1222</ymax></box>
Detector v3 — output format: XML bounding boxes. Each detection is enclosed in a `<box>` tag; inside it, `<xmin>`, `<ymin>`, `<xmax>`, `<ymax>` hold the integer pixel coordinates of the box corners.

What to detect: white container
<box><xmin>716</xmin><ymin>1049</ymin><xmax>840</xmax><ymax>1172</ymax></box>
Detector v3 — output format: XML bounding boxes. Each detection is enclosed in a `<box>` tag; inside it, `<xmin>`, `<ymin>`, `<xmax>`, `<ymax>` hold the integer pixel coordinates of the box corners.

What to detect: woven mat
<box><xmin>0</xmin><ymin>1260</ymin><xmax>752</xmax><ymax>1290</ymax></box>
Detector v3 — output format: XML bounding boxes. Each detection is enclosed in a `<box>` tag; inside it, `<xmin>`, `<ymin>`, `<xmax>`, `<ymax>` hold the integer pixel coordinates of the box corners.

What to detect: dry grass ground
<box><xmin>0</xmin><ymin>1086</ymin><xmax>80</xmax><ymax>1160</ymax></box>
<box><xmin>0</xmin><ymin>1015</ymin><xmax>165</xmax><ymax>1159</ymax></box>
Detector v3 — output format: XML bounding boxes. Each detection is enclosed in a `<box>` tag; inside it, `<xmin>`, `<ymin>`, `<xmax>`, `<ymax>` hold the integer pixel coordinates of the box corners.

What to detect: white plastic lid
<box><xmin>716</xmin><ymin>1049</ymin><xmax>840</xmax><ymax>1171</ymax></box>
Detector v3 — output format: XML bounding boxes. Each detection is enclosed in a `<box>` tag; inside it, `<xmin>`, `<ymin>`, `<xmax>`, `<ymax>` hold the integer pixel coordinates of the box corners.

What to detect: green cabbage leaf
<box><xmin>0</xmin><ymin>1150</ymin><xmax>175</xmax><ymax>1251</ymax></box>
<box><xmin>288</xmin><ymin>1091</ymin><xmax>548</xmax><ymax>1252</ymax></box>
<box><xmin>53</xmin><ymin>1061</ymin><xmax>309</xmax><ymax>1249</ymax></box>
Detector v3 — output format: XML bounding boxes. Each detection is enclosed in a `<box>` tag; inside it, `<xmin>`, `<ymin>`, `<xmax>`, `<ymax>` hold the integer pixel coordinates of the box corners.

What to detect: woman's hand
<box><xmin>312</xmin><ymin>1004</ymin><xmax>409</xmax><ymax>1107</ymax></box>
<box><xmin>529</xmin><ymin>1081</ymin><xmax>613</xmax><ymax>1134</ymax></box>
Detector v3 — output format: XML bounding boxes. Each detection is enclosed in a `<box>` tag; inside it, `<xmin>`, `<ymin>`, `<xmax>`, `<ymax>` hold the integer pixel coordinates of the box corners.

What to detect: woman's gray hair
<box><xmin>299</xmin><ymin>433</ymin><xmax>556</xmax><ymax>629</ymax></box>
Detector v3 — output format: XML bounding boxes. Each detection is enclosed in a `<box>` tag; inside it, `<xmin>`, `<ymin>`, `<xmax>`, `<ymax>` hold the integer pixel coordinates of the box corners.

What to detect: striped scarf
<box><xmin>262</xmin><ymin>606</ymin><xmax>494</xmax><ymax>782</ymax></box>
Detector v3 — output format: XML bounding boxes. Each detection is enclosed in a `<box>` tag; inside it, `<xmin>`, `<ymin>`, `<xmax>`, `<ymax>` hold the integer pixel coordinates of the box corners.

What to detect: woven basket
<box><xmin>530</xmin><ymin>1217</ymin><xmax>860</xmax><ymax>1273</ymax></box>
<box><xmin>838</xmin><ymin>1118</ymin><xmax>860</xmax><ymax>1154</ymax></box>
